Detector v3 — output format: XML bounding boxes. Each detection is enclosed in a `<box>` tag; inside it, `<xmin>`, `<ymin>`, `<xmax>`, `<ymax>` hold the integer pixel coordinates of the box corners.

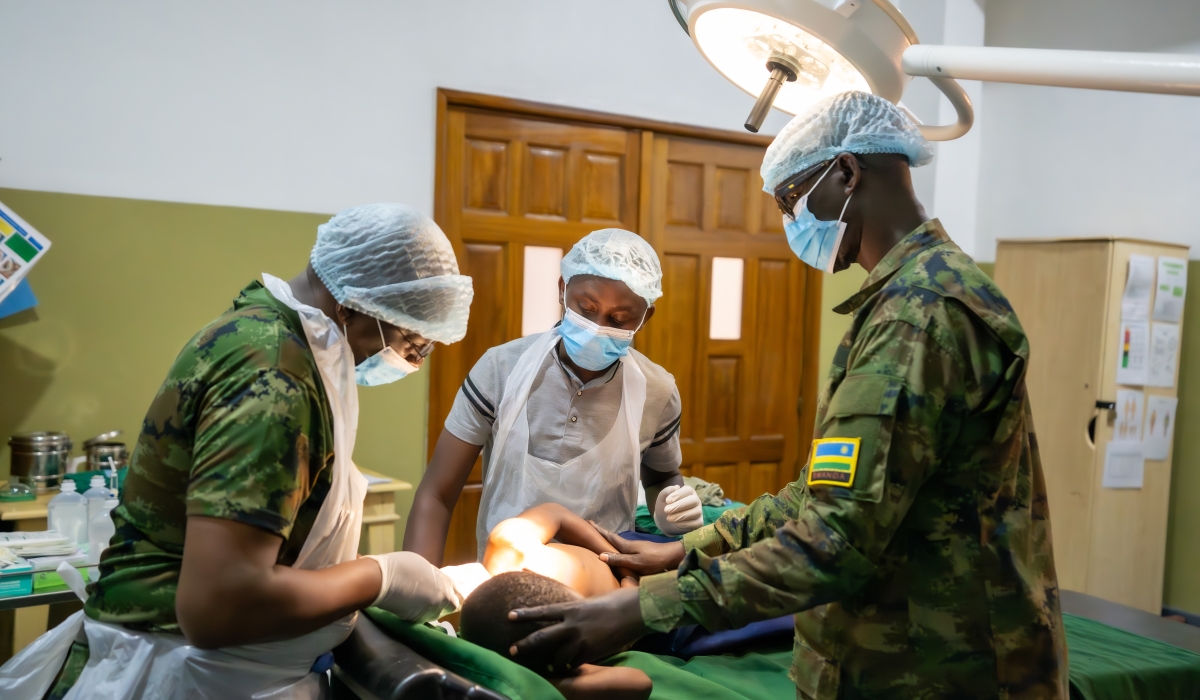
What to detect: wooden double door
<box><xmin>430</xmin><ymin>90</ymin><xmax>822</xmax><ymax>565</ymax></box>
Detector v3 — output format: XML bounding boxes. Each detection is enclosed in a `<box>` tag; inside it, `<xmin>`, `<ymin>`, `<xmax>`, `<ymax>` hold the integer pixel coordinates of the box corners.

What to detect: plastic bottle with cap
<box><xmin>87</xmin><ymin>499</ymin><xmax>119</xmax><ymax>565</ymax></box>
<box><xmin>84</xmin><ymin>475</ymin><xmax>111</xmax><ymax>524</ymax></box>
<box><xmin>48</xmin><ymin>480</ymin><xmax>88</xmax><ymax>545</ymax></box>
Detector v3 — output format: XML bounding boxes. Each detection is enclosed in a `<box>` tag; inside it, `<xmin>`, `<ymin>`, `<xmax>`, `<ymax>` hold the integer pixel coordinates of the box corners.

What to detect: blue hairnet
<box><xmin>561</xmin><ymin>229</ymin><xmax>663</xmax><ymax>305</ymax></box>
<box><xmin>311</xmin><ymin>203</ymin><xmax>473</xmax><ymax>344</ymax></box>
<box><xmin>761</xmin><ymin>91</ymin><xmax>933</xmax><ymax>193</ymax></box>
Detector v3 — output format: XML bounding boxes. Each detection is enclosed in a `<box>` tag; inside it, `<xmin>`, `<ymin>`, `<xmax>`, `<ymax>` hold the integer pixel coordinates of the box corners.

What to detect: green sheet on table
<box><xmin>364</xmin><ymin>608</ymin><xmax>564</xmax><ymax>700</ymax></box>
<box><xmin>634</xmin><ymin>501</ymin><xmax>743</xmax><ymax>537</ymax></box>
<box><xmin>1064</xmin><ymin>613</ymin><xmax>1200</xmax><ymax>700</ymax></box>
<box><xmin>365</xmin><ymin>603</ymin><xmax>1200</xmax><ymax>700</ymax></box>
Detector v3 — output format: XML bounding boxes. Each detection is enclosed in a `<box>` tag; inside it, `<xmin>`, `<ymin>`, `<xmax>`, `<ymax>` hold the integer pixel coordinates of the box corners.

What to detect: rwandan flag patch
<box><xmin>807</xmin><ymin>437</ymin><xmax>861</xmax><ymax>488</ymax></box>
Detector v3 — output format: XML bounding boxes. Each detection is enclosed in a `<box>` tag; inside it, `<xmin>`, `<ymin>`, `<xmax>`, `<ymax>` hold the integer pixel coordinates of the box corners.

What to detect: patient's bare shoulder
<box><xmin>546</xmin><ymin>543</ymin><xmax>619</xmax><ymax>597</ymax></box>
<box><xmin>550</xmin><ymin>664</ymin><xmax>652</xmax><ymax>700</ymax></box>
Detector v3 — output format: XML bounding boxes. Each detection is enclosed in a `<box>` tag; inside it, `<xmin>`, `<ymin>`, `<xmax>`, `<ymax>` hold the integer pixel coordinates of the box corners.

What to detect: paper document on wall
<box><xmin>1152</xmin><ymin>257</ymin><xmax>1187</xmax><ymax>323</ymax></box>
<box><xmin>1121</xmin><ymin>255</ymin><xmax>1155</xmax><ymax>321</ymax></box>
<box><xmin>1143</xmin><ymin>395</ymin><xmax>1178</xmax><ymax>461</ymax></box>
<box><xmin>0</xmin><ymin>200</ymin><xmax>52</xmax><ymax>306</ymax></box>
<box><xmin>1115</xmin><ymin>321</ymin><xmax>1149</xmax><ymax>386</ymax></box>
<box><xmin>1103</xmin><ymin>442</ymin><xmax>1144</xmax><ymax>489</ymax></box>
<box><xmin>1148</xmin><ymin>322</ymin><xmax>1180</xmax><ymax>388</ymax></box>
<box><xmin>1113</xmin><ymin>389</ymin><xmax>1144</xmax><ymax>443</ymax></box>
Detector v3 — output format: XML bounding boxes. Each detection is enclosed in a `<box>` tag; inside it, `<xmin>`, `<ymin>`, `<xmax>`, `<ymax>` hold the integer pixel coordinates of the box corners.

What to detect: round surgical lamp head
<box><xmin>672</xmin><ymin>0</ymin><xmax>973</xmax><ymax>139</ymax></box>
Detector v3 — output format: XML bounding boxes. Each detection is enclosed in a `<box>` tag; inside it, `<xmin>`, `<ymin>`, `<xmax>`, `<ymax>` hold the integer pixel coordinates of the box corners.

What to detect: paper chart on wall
<box><xmin>1115</xmin><ymin>321</ymin><xmax>1149</xmax><ymax>386</ymax></box>
<box><xmin>1121</xmin><ymin>255</ymin><xmax>1155</xmax><ymax>322</ymax></box>
<box><xmin>1113</xmin><ymin>388</ymin><xmax>1144</xmax><ymax>444</ymax></box>
<box><xmin>0</xmin><ymin>200</ymin><xmax>52</xmax><ymax>305</ymax></box>
<box><xmin>1143</xmin><ymin>395</ymin><xmax>1178</xmax><ymax>461</ymax></box>
<box><xmin>1152</xmin><ymin>257</ymin><xmax>1187</xmax><ymax>323</ymax></box>
<box><xmin>1103</xmin><ymin>441</ymin><xmax>1144</xmax><ymax>489</ymax></box>
<box><xmin>1148</xmin><ymin>322</ymin><xmax>1180</xmax><ymax>388</ymax></box>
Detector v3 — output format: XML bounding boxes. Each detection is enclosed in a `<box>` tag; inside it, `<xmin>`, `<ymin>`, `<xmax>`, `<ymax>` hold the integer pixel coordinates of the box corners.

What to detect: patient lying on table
<box><xmin>458</xmin><ymin>503</ymin><xmax>650</xmax><ymax>700</ymax></box>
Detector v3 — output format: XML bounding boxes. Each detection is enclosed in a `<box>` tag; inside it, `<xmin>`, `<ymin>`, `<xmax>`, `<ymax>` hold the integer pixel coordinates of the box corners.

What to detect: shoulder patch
<box><xmin>807</xmin><ymin>437</ymin><xmax>861</xmax><ymax>488</ymax></box>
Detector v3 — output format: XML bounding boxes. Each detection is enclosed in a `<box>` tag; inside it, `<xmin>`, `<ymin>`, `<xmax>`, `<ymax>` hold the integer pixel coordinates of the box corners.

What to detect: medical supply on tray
<box><xmin>0</xmin><ymin>474</ymin><xmax>35</xmax><ymax>502</ymax></box>
<box><xmin>84</xmin><ymin>475</ymin><xmax>111</xmax><ymax>523</ymax></box>
<box><xmin>48</xmin><ymin>481</ymin><xmax>88</xmax><ymax>544</ymax></box>
<box><xmin>7</xmin><ymin>430</ymin><xmax>72</xmax><ymax>492</ymax></box>
<box><xmin>0</xmin><ymin>531</ymin><xmax>78</xmax><ymax>557</ymax></box>
<box><xmin>87</xmin><ymin>499</ymin><xmax>118</xmax><ymax>565</ymax></box>
<box><xmin>0</xmin><ymin>548</ymin><xmax>90</xmax><ymax>599</ymax></box>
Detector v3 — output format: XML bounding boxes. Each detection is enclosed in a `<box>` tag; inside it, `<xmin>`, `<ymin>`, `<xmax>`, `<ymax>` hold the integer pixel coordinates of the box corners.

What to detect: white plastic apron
<box><xmin>475</xmin><ymin>328</ymin><xmax>646</xmax><ymax>559</ymax></box>
<box><xmin>0</xmin><ymin>274</ymin><xmax>368</xmax><ymax>700</ymax></box>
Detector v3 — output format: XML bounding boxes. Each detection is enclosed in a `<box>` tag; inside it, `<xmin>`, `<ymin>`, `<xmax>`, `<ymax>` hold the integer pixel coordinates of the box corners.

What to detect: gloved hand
<box><xmin>440</xmin><ymin>562</ymin><xmax>491</xmax><ymax>602</ymax></box>
<box><xmin>365</xmin><ymin>551</ymin><xmax>460</xmax><ymax>624</ymax></box>
<box><xmin>652</xmin><ymin>484</ymin><xmax>704</xmax><ymax>536</ymax></box>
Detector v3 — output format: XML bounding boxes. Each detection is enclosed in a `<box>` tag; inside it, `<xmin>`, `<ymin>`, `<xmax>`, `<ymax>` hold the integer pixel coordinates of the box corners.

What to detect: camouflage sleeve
<box><xmin>680</xmin><ymin>479</ymin><xmax>808</xmax><ymax>556</ymax></box>
<box><xmin>641</xmin><ymin>318</ymin><xmax>966</xmax><ymax>632</ymax></box>
<box><xmin>186</xmin><ymin>366</ymin><xmax>319</xmax><ymax>538</ymax></box>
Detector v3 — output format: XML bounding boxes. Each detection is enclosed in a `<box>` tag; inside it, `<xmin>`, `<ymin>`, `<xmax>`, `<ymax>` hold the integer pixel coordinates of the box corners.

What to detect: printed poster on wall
<box><xmin>1152</xmin><ymin>257</ymin><xmax>1187</xmax><ymax>323</ymax></box>
<box><xmin>1148</xmin><ymin>322</ymin><xmax>1180</xmax><ymax>388</ymax></box>
<box><xmin>1121</xmin><ymin>255</ymin><xmax>1155</xmax><ymax>321</ymax></box>
<box><xmin>1113</xmin><ymin>389</ymin><xmax>1144</xmax><ymax>444</ymax></box>
<box><xmin>1143</xmin><ymin>395</ymin><xmax>1178</xmax><ymax>461</ymax></box>
<box><xmin>0</xmin><ymin>200</ymin><xmax>52</xmax><ymax>305</ymax></box>
<box><xmin>1103</xmin><ymin>442</ymin><xmax>1144</xmax><ymax>489</ymax></box>
<box><xmin>1115</xmin><ymin>320</ymin><xmax>1149</xmax><ymax>386</ymax></box>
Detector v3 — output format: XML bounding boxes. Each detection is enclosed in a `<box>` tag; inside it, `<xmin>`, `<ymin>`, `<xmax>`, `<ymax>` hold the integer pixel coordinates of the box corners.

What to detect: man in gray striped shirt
<box><xmin>404</xmin><ymin>229</ymin><xmax>703</xmax><ymax>565</ymax></box>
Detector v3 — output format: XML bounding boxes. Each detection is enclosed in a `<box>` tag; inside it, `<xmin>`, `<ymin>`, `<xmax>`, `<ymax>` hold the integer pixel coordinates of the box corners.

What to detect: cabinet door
<box><xmin>1085</xmin><ymin>241</ymin><xmax>1187</xmax><ymax>613</ymax></box>
<box><xmin>995</xmin><ymin>241</ymin><xmax>1111</xmax><ymax>593</ymax></box>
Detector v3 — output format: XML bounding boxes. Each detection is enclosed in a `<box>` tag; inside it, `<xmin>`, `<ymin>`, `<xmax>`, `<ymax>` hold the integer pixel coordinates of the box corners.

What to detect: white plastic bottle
<box><xmin>87</xmin><ymin>499</ymin><xmax>119</xmax><ymax>565</ymax></box>
<box><xmin>48</xmin><ymin>480</ymin><xmax>88</xmax><ymax>545</ymax></box>
<box><xmin>84</xmin><ymin>475</ymin><xmax>110</xmax><ymax>524</ymax></box>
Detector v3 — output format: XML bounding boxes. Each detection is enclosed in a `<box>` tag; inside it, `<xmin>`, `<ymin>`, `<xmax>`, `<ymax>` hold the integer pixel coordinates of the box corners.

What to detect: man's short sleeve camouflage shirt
<box><xmin>85</xmin><ymin>281</ymin><xmax>335</xmax><ymax>632</ymax></box>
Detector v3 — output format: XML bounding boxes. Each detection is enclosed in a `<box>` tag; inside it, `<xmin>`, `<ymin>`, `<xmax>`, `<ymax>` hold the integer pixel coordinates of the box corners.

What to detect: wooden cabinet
<box><xmin>995</xmin><ymin>238</ymin><xmax>1188</xmax><ymax>613</ymax></box>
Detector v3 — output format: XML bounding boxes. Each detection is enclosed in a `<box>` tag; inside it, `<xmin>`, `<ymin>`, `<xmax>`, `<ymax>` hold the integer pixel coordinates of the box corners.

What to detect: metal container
<box><xmin>84</xmin><ymin>430</ymin><xmax>128</xmax><ymax>472</ymax></box>
<box><xmin>8</xmin><ymin>431</ymin><xmax>72</xmax><ymax>493</ymax></box>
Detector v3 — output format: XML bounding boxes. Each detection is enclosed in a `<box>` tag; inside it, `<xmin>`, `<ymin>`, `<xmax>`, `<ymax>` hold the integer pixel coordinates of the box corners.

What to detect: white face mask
<box><xmin>351</xmin><ymin>319</ymin><xmax>420</xmax><ymax>386</ymax></box>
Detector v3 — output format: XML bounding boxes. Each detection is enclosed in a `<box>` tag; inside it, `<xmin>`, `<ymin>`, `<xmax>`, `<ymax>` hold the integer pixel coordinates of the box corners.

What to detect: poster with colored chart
<box><xmin>0</xmin><ymin>200</ymin><xmax>51</xmax><ymax>305</ymax></box>
<box><xmin>1115</xmin><ymin>320</ymin><xmax>1149</xmax><ymax>386</ymax></box>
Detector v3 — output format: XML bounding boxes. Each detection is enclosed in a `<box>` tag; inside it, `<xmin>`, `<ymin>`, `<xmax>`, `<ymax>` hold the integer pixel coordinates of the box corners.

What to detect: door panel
<box><xmin>640</xmin><ymin>134</ymin><xmax>821</xmax><ymax>505</ymax></box>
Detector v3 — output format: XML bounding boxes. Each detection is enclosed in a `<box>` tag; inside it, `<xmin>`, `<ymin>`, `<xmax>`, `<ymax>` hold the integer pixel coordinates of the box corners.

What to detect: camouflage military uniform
<box><xmin>639</xmin><ymin>220</ymin><xmax>1068</xmax><ymax>699</ymax></box>
<box><xmin>84</xmin><ymin>280</ymin><xmax>335</xmax><ymax>631</ymax></box>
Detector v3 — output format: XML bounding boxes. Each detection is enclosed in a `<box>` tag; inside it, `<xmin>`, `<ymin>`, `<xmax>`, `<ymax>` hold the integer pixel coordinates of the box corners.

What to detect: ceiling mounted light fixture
<box><xmin>668</xmin><ymin>0</ymin><xmax>1200</xmax><ymax>138</ymax></box>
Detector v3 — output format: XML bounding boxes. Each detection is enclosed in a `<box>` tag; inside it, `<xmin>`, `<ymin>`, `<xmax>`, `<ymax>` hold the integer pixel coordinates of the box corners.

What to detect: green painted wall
<box><xmin>1164</xmin><ymin>261</ymin><xmax>1200</xmax><ymax>613</ymax></box>
<box><xmin>0</xmin><ymin>189</ymin><xmax>425</xmax><ymax>541</ymax></box>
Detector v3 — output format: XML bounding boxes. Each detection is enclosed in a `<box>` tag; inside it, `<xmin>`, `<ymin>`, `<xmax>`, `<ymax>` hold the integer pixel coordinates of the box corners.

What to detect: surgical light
<box><xmin>669</xmin><ymin>0</ymin><xmax>1200</xmax><ymax>138</ymax></box>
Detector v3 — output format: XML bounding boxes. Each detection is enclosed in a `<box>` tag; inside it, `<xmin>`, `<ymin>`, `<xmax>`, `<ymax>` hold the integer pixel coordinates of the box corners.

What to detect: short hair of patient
<box><xmin>459</xmin><ymin>571</ymin><xmax>581</xmax><ymax>673</ymax></box>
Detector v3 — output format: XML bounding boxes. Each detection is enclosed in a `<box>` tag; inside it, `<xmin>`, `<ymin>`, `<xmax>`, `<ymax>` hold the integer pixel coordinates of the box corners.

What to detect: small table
<box><xmin>0</xmin><ymin>468</ymin><xmax>411</xmax><ymax>662</ymax></box>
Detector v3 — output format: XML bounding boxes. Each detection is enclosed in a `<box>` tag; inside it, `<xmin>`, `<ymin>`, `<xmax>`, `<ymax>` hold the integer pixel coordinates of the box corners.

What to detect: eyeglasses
<box><xmin>398</xmin><ymin>329</ymin><xmax>436</xmax><ymax>358</ymax></box>
<box><xmin>773</xmin><ymin>161</ymin><xmax>831</xmax><ymax>221</ymax></box>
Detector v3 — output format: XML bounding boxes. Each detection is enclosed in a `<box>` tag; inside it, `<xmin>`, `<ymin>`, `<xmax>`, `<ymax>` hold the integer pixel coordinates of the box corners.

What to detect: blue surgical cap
<box><xmin>311</xmin><ymin>203</ymin><xmax>473</xmax><ymax>344</ymax></box>
<box><xmin>561</xmin><ymin>229</ymin><xmax>663</xmax><ymax>305</ymax></box>
<box><xmin>761</xmin><ymin>91</ymin><xmax>934</xmax><ymax>193</ymax></box>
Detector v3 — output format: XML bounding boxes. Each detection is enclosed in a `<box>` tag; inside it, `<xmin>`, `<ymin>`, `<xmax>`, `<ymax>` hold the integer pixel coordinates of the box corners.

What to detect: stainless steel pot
<box><xmin>84</xmin><ymin>430</ymin><xmax>128</xmax><ymax>472</ymax></box>
<box><xmin>8</xmin><ymin>431</ymin><xmax>72</xmax><ymax>493</ymax></box>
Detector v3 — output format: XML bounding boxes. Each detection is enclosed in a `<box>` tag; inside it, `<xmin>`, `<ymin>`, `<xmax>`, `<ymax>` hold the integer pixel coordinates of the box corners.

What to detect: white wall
<box><xmin>0</xmin><ymin>0</ymin><xmax>793</xmax><ymax>217</ymax></box>
<box><xmin>977</xmin><ymin>0</ymin><xmax>1200</xmax><ymax>261</ymax></box>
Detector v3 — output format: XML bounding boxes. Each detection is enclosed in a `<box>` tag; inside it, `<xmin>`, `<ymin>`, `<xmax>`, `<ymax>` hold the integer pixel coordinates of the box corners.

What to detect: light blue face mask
<box><xmin>783</xmin><ymin>160</ymin><xmax>854</xmax><ymax>274</ymax></box>
<box><xmin>353</xmin><ymin>319</ymin><xmax>420</xmax><ymax>386</ymax></box>
<box><xmin>558</xmin><ymin>305</ymin><xmax>646</xmax><ymax>372</ymax></box>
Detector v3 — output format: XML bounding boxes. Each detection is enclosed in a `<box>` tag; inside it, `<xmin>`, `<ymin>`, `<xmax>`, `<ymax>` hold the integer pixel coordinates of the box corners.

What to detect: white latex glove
<box><xmin>366</xmin><ymin>551</ymin><xmax>460</xmax><ymax>624</ymax></box>
<box><xmin>440</xmin><ymin>562</ymin><xmax>491</xmax><ymax>602</ymax></box>
<box><xmin>653</xmin><ymin>484</ymin><xmax>704</xmax><ymax>536</ymax></box>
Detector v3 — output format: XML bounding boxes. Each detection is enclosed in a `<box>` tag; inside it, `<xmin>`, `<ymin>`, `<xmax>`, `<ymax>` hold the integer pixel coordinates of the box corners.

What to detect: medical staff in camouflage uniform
<box><xmin>509</xmin><ymin>92</ymin><xmax>1068</xmax><ymax>699</ymax></box>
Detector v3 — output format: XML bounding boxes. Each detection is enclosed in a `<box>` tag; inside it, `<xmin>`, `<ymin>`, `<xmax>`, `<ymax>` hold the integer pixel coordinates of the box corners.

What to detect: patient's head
<box><xmin>459</xmin><ymin>571</ymin><xmax>582</xmax><ymax>671</ymax></box>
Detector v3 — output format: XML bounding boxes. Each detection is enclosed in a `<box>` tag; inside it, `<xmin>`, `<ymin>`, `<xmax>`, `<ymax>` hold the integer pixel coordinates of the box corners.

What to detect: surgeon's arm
<box><xmin>403</xmin><ymin>430</ymin><xmax>483</xmax><ymax>566</ymax></box>
<box><xmin>178</xmin><ymin>516</ymin><xmax>381</xmax><ymax>648</ymax></box>
<box><xmin>639</xmin><ymin>319</ymin><xmax>964</xmax><ymax>632</ymax></box>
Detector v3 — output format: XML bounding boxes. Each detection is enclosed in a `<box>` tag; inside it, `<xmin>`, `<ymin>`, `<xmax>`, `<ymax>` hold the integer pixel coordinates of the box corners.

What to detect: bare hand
<box><xmin>590</xmin><ymin>521</ymin><xmax>685</xmax><ymax>575</ymax></box>
<box><xmin>508</xmin><ymin>587</ymin><xmax>645</xmax><ymax>671</ymax></box>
